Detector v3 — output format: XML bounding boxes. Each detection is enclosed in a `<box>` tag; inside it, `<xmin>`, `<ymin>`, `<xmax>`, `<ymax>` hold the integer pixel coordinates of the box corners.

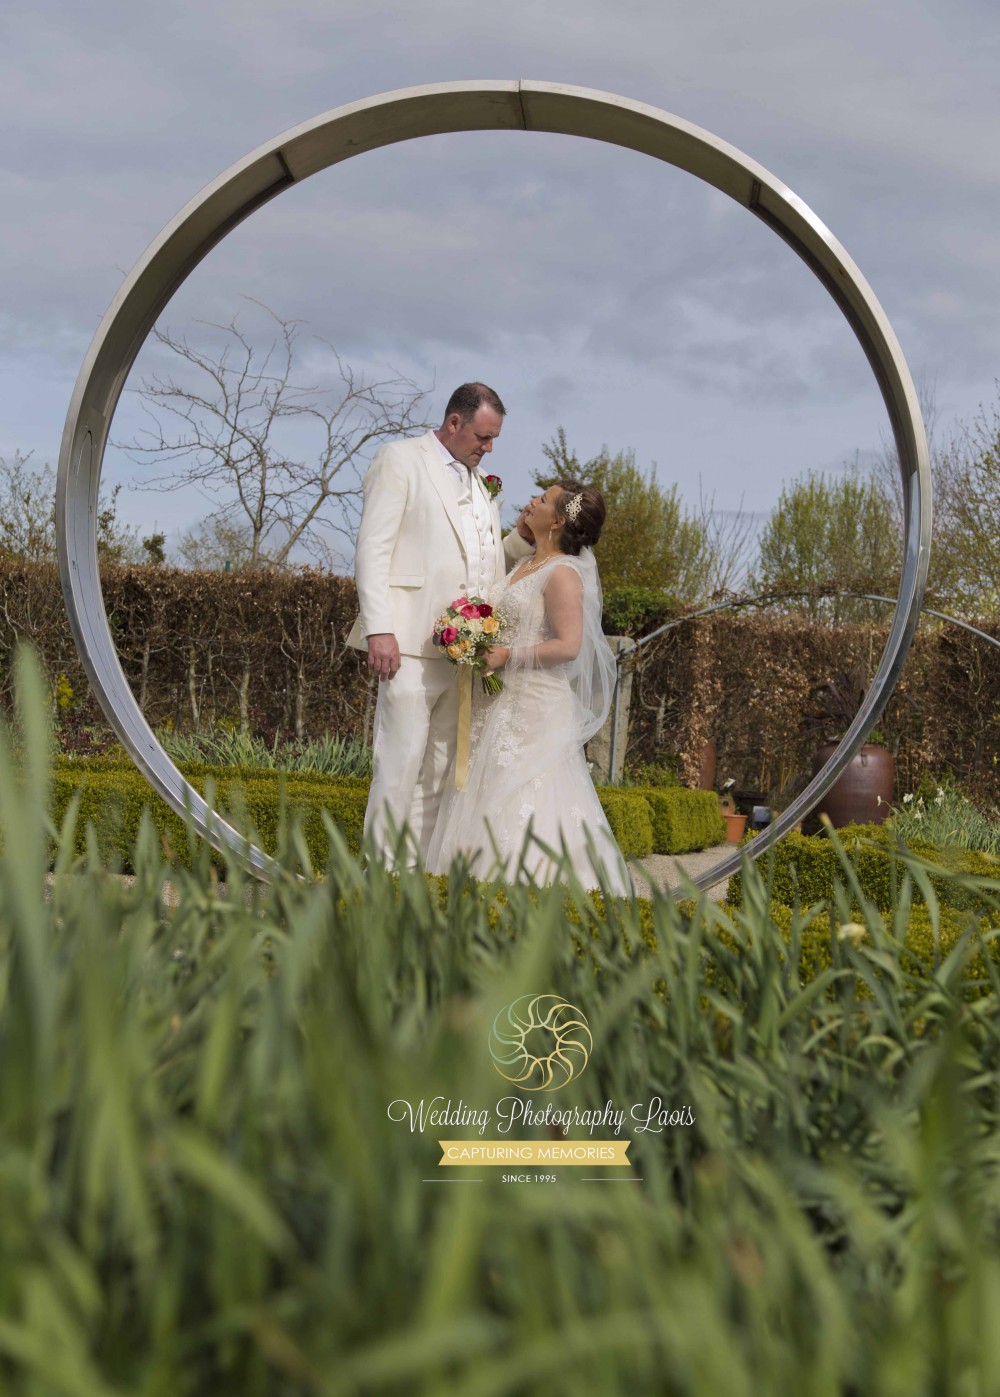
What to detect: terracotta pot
<box><xmin>811</xmin><ymin>742</ymin><xmax>894</xmax><ymax>828</ymax></box>
<box><xmin>723</xmin><ymin>812</ymin><xmax>747</xmax><ymax>842</ymax></box>
<box><xmin>697</xmin><ymin>740</ymin><xmax>717</xmax><ymax>791</ymax></box>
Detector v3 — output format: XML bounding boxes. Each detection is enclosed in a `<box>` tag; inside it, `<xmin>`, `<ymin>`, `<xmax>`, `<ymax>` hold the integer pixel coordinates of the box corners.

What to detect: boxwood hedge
<box><xmin>48</xmin><ymin>759</ymin><xmax>668</xmax><ymax>870</ymax></box>
<box><xmin>630</xmin><ymin>786</ymin><xmax>726</xmax><ymax>854</ymax></box>
<box><xmin>726</xmin><ymin>822</ymin><xmax>1000</xmax><ymax>915</ymax></box>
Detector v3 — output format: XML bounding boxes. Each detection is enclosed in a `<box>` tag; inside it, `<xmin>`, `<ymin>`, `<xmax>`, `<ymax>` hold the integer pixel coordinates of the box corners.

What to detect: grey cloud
<box><xmin>2</xmin><ymin>0</ymin><xmax>997</xmax><ymax>524</ymax></box>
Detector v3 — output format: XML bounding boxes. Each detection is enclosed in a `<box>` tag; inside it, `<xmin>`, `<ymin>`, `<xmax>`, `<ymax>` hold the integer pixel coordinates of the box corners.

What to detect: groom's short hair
<box><xmin>442</xmin><ymin>382</ymin><xmax>506</xmax><ymax>424</ymax></box>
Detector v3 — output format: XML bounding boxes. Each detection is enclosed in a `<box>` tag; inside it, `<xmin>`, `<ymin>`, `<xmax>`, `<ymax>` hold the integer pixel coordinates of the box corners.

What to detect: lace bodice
<box><xmin>425</xmin><ymin>548</ymin><xmax>631</xmax><ymax>894</ymax></box>
<box><xmin>470</xmin><ymin>562</ymin><xmax>564</xmax><ymax>774</ymax></box>
<box><xmin>491</xmin><ymin>562</ymin><xmax>557</xmax><ymax>650</ymax></box>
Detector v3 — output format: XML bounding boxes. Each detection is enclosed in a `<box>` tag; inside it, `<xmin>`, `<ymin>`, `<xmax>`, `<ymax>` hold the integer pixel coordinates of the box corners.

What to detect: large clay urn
<box><xmin>811</xmin><ymin>742</ymin><xmax>894</xmax><ymax>828</ymax></box>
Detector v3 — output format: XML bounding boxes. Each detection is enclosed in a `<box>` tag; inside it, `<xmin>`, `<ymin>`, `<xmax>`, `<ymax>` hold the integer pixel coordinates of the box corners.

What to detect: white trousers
<box><xmin>364</xmin><ymin>656</ymin><xmax>459</xmax><ymax>868</ymax></box>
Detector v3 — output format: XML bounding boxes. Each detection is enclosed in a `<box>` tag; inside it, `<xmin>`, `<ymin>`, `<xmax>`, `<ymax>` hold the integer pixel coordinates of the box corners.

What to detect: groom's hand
<box><xmin>515</xmin><ymin>507</ymin><xmax>535</xmax><ymax>544</ymax></box>
<box><xmin>367</xmin><ymin>633</ymin><xmax>400</xmax><ymax>682</ymax></box>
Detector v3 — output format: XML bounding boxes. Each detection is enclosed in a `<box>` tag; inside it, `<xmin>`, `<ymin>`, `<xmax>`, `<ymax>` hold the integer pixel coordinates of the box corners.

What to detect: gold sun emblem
<box><xmin>488</xmin><ymin>995</ymin><xmax>592</xmax><ymax>1092</ymax></box>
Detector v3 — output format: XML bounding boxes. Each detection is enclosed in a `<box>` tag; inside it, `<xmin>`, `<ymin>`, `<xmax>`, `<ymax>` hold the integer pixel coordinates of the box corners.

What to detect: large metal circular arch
<box><xmin>56</xmin><ymin>80</ymin><xmax>931</xmax><ymax>885</ymax></box>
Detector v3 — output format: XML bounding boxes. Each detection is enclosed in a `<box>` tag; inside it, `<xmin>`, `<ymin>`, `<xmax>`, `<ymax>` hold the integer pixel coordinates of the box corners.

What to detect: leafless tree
<box><xmin>870</xmin><ymin>375</ymin><xmax>941</xmax><ymax>537</ymax></box>
<box><xmin>175</xmin><ymin>517</ymin><xmax>257</xmax><ymax>572</ymax></box>
<box><xmin>871</xmin><ymin>377</ymin><xmax>1000</xmax><ymax>614</ymax></box>
<box><xmin>0</xmin><ymin>450</ymin><xmax>141</xmax><ymax>564</ymax></box>
<box><xmin>694</xmin><ymin>483</ymin><xmax>760</xmax><ymax>595</ymax></box>
<box><xmin>122</xmin><ymin>300</ymin><xmax>430</xmax><ymax>570</ymax></box>
<box><xmin>926</xmin><ymin>384</ymin><xmax>1000</xmax><ymax>614</ymax></box>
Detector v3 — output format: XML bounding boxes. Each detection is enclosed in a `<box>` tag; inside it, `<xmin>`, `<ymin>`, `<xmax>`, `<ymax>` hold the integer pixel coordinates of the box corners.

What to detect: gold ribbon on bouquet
<box><xmin>455</xmin><ymin>666</ymin><xmax>473</xmax><ymax>789</ymax></box>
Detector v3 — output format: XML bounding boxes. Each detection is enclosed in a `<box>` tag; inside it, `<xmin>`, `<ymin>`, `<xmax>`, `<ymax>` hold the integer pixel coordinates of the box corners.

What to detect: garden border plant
<box><xmin>45</xmin><ymin>757</ymin><xmax>672</xmax><ymax>871</ymax></box>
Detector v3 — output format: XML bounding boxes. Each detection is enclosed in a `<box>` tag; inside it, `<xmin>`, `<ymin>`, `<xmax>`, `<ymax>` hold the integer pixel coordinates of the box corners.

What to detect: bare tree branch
<box><xmin>119</xmin><ymin>299</ymin><xmax>431</xmax><ymax>570</ymax></box>
<box><xmin>0</xmin><ymin>451</ymin><xmax>142</xmax><ymax>565</ymax></box>
<box><xmin>694</xmin><ymin>480</ymin><xmax>759</xmax><ymax>595</ymax></box>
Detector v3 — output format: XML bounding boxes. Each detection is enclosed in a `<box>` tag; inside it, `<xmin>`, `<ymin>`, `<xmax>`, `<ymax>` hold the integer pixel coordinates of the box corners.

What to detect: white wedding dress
<box><xmin>426</xmin><ymin>551</ymin><xmax>633</xmax><ymax>895</ymax></box>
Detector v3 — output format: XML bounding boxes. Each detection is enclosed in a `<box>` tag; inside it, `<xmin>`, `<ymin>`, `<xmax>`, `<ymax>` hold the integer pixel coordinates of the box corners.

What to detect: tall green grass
<box><xmin>156</xmin><ymin>722</ymin><xmax>374</xmax><ymax>778</ymax></box>
<box><xmin>888</xmin><ymin>773</ymin><xmax>1000</xmax><ymax>856</ymax></box>
<box><xmin>3</xmin><ymin>646</ymin><xmax>1000</xmax><ymax>1393</ymax></box>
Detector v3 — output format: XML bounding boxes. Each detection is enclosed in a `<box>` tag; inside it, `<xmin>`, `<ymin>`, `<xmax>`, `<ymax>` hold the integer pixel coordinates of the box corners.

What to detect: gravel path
<box><xmin>629</xmin><ymin>842</ymin><xmax>737</xmax><ymax>902</ymax></box>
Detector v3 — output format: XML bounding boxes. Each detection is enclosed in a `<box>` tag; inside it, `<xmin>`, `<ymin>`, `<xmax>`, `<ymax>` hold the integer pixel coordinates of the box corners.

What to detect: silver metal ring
<box><xmin>56</xmin><ymin>81</ymin><xmax>931</xmax><ymax>883</ymax></box>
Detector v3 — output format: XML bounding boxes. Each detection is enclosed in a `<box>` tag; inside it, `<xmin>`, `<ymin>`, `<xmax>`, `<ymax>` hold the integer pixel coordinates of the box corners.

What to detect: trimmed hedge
<box><xmin>761</xmin><ymin>899</ymin><xmax>1000</xmax><ymax>993</ymax></box>
<box><xmin>726</xmin><ymin>823</ymin><xmax>1000</xmax><ymax>915</ymax></box>
<box><xmin>675</xmin><ymin>898</ymin><xmax>1000</xmax><ymax>1018</ymax></box>
<box><xmin>423</xmin><ymin>875</ymin><xmax>1000</xmax><ymax>1000</ymax></box>
<box><xmin>50</xmin><ymin>765</ymin><xmax>368</xmax><ymax>872</ymax></box>
<box><xmin>638</xmin><ymin>895</ymin><xmax>1000</xmax><ymax>993</ymax></box>
<box><xmin>630</xmin><ymin>786</ymin><xmax>726</xmax><ymax>854</ymax></box>
<box><xmin>53</xmin><ymin>753</ymin><xmax>371</xmax><ymax>789</ymax></box>
<box><xmin>593</xmin><ymin>787</ymin><xmax>654</xmax><ymax>859</ymax></box>
<box><xmin>49</xmin><ymin>758</ymin><xmax>728</xmax><ymax>868</ymax></box>
<box><xmin>48</xmin><ymin>760</ymin><xmax>658</xmax><ymax>870</ymax></box>
<box><xmin>41</xmin><ymin>760</ymin><xmax>1000</xmax><ymax>1001</ymax></box>
<box><xmin>1</xmin><ymin>560</ymin><xmax>364</xmax><ymax>742</ymax></box>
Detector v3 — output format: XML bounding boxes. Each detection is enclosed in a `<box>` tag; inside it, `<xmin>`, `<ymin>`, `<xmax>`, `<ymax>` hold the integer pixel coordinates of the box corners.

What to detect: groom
<box><xmin>347</xmin><ymin>383</ymin><xmax>532</xmax><ymax>866</ymax></box>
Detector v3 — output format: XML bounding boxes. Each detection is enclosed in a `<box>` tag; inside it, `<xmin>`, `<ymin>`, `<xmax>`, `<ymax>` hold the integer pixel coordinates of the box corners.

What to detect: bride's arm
<box><xmin>487</xmin><ymin>565</ymin><xmax>584</xmax><ymax>671</ymax></box>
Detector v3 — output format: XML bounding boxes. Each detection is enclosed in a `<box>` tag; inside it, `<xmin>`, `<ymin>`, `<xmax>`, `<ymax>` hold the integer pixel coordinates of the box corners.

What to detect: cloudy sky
<box><xmin>3</xmin><ymin>0</ymin><xmax>998</xmax><ymax>562</ymax></box>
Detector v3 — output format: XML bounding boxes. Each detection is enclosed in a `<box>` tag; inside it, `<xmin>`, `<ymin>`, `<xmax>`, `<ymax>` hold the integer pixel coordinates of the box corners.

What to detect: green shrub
<box><xmin>49</xmin><ymin>764</ymin><xmax>368</xmax><ymax>871</ymax></box>
<box><xmin>712</xmin><ymin>898</ymin><xmax>1000</xmax><ymax>1000</ymax></box>
<box><xmin>727</xmin><ymin>822</ymin><xmax>1000</xmax><ymax>914</ymax></box>
<box><xmin>53</xmin><ymin>758</ymin><xmax>652</xmax><ymax>868</ymax></box>
<box><xmin>593</xmin><ymin>786</ymin><xmax>654</xmax><ymax>858</ymax></box>
<box><xmin>601</xmin><ymin>584</ymin><xmax>676</xmax><ymax>636</ymax></box>
<box><xmin>631</xmin><ymin>786</ymin><xmax>726</xmax><ymax>854</ymax></box>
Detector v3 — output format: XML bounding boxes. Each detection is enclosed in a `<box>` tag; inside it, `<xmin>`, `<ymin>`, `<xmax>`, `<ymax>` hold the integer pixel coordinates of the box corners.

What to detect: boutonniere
<box><xmin>482</xmin><ymin>473</ymin><xmax>503</xmax><ymax>504</ymax></box>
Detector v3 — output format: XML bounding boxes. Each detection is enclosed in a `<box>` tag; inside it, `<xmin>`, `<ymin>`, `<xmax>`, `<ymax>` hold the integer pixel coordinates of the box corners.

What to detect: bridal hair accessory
<box><xmin>564</xmin><ymin>492</ymin><xmax>583</xmax><ymax>522</ymax></box>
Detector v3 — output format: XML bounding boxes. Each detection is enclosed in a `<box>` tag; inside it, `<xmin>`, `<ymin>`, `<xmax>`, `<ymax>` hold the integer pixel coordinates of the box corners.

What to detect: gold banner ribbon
<box><xmin>455</xmin><ymin>666</ymin><xmax>473</xmax><ymax>789</ymax></box>
<box><xmin>438</xmin><ymin>1139</ymin><xmax>631</xmax><ymax>1167</ymax></box>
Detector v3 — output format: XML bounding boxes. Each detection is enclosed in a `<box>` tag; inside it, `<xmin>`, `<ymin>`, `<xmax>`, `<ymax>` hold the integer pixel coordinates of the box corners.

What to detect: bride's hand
<box><xmin>485</xmin><ymin>645</ymin><xmax>510</xmax><ymax>672</ymax></box>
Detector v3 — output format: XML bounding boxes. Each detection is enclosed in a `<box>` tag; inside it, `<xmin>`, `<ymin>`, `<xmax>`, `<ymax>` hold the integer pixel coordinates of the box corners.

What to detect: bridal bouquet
<box><xmin>432</xmin><ymin>595</ymin><xmax>506</xmax><ymax>694</ymax></box>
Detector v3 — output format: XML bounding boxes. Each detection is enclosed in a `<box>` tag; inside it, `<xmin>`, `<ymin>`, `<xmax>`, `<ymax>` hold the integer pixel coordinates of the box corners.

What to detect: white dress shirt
<box><xmin>432</xmin><ymin>432</ymin><xmax>497</xmax><ymax>598</ymax></box>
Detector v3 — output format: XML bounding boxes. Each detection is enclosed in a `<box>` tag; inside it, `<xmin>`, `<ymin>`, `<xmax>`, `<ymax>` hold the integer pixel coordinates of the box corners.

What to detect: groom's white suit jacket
<box><xmin>347</xmin><ymin>430</ymin><xmax>529</xmax><ymax>661</ymax></box>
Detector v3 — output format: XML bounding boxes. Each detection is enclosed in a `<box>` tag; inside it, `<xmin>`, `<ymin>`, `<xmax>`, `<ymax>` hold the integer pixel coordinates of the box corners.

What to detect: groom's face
<box><xmin>445</xmin><ymin>406</ymin><xmax>503</xmax><ymax>469</ymax></box>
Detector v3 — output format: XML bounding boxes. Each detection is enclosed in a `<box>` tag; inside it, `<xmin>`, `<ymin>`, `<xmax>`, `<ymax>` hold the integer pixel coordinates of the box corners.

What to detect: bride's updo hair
<box><xmin>554</xmin><ymin>478</ymin><xmax>606</xmax><ymax>555</ymax></box>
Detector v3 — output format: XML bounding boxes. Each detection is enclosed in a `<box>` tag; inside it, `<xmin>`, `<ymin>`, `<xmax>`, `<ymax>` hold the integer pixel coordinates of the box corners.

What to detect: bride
<box><xmin>426</xmin><ymin>479</ymin><xmax>633</xmax><ymax>895</ymax></box>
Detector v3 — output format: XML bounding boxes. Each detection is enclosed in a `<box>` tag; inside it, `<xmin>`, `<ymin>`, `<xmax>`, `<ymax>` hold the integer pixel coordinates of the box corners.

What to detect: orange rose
<box><xmin>481</xmin><ymin>616</ymin><xmax>498</xmax><ymax>634</ymax></box>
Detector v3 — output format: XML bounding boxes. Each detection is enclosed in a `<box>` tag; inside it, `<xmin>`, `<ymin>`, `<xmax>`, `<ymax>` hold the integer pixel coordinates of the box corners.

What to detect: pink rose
<box><xmin>460</xmin><ymin>603</ymin><xmax>479</xmax><ymax>619</ymax></box>
<box><xmin>450</xmin><ymin>598</ymin><xmax>467</xmax><ymax>610</ymax></box>
<box><xmin>440</xmin><ymin>625</ymin><xmax>459</xmax><ymax>645</ymax></box>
